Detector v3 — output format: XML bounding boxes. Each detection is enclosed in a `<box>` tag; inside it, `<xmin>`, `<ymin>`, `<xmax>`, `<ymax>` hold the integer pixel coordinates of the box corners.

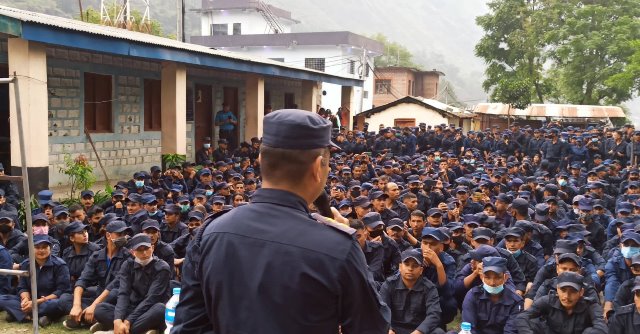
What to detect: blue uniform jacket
<box><xmin>173</xmin><ymin>188</ymin><xmax>390</xmax><ymax>334</ymax></box>
<box><xmin>18</xmin><ymin>255</ymin><xmax>71</xmax><ymax>298</ymax></box>
<box><xmin>604</xmin><ymin>254</ymin><xmax>634</xmax><ymax>302</ymax></box>
<box><xmin>462</xmin><ymin>285</ymin><xmax>523</xmax><ymax>334</ymax></box>
<box><xmin>74</xmin><ymin>246</ymin><xmax>131</xmax><ymax>292</ymax></box>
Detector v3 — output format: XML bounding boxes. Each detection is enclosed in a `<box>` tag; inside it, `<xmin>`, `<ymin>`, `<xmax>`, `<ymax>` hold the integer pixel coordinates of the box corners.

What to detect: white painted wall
<box><xmin>364</xmin><ymin>103</ymin><xmax>449</xmax><ymax>129</ymax></box>
<box><xmin>202</xmin><ymin>9</ymin><xmax>294</xmax><ymax>36</ymax></box>
<box><xmin>218</xmin><ymin>45</ymin><xmax>375</xmax><ymax>113</ymax></box>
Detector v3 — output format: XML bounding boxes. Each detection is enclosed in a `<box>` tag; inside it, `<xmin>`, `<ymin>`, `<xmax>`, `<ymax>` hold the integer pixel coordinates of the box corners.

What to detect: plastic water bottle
<box><xmin>459</xmin><ymin>322</ymin><xmax>472</xmax><ymax>334</ymax></box>
<box><xmin>164</xmin><ymin>288</ymin><xmax>181</xmax><ymax>334</ymax></box>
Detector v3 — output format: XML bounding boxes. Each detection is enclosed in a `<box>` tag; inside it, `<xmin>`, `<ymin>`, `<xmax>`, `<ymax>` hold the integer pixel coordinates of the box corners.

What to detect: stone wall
<box><xmin>45</xmin><ymin>47</ymin><xmax>164</xmax><ymax>186</ymax></box>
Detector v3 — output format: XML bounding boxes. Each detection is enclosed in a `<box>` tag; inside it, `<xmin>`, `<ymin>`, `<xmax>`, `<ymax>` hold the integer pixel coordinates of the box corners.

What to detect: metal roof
<box><xmin>473</xmin><ymin>103</ymin><xmax>625</xmax><ymax>118</ymax></box>
<box><xmin>360</xmin><ymin>96</ymin><xmax>474</xmax><ymax>119</ymax></box>
<box><xmin>199</xmin><ymin>0</ymin><xmax>299</xmax><ymax>23</ymax></box>
<box><xmin>0</xmin><ymin>5</ymin><xmax>362</xmax><ymax>87</ymax></box>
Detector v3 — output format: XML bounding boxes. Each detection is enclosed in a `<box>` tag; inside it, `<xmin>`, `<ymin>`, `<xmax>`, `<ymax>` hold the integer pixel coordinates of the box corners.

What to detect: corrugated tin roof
<box><xmin>473</xmin><ymin>103</ymin><xmax>625</xmax><ymax>118</ymax></box>
<box><xmin>0</xmin><ymin>5</ymin><xmax>358</xmax><ymax>82</ymax></box>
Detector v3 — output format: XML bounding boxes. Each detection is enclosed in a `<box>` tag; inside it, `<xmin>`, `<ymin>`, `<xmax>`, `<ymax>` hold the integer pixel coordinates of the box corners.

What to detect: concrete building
<box><xmin>0</xmin><ymin>5</ymin><xmax>363</xmax><ymax>191</ymax></box>
<box><xmin>355</xmin><ymin>96</ymin><xmax>474</xmax><ymax>132</ymax></box>
<box><xmin>190</xmin><ymin>0</ymin><xmax>384</xmax><ymax>127</ymax></box>
<box><xmin>372</xmin><ymin>67</ymin><xmax>443</xmax><ymax>108</ymax></box>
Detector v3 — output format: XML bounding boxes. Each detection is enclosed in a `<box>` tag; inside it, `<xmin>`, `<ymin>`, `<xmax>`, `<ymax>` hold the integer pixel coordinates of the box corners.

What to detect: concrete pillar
<box><xmin>341</xmin><ymin>86</ymin><xmax>356</xmax><ymax>130</ymax></box>
<box><xmin>244</xmin><ymin>74</ymin><xmax>264</xmax><ymax>142</ymax></box>
<box><xmin>8</xmin><ymin>38</ymin><xmax>49</xmax><ymax>192</ymax></box>
<box><xmin>301</xmin><ymin>80</ymin><xmax>318</xmax><ymax>112</ymax></box>
<box><xmin>161</xmin><ymin>62</ymin><xmax>187</xmax><ymax>155</ymax></box>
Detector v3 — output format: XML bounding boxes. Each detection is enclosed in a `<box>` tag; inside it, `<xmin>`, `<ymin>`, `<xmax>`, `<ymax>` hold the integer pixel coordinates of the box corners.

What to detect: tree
<box><xmin>371</xmin><ymin>33</ymin><xmax>421</xmax><ymax>69</ymax></box>
<box><xmin>476</xmin><ymin>0</ymin><xmax>640</xmax><ymax>107</ymax></box>
<box><xmin>78</xmin><ymin>4</ymin><xmax>164</xmax><ymax>37</ymax></box>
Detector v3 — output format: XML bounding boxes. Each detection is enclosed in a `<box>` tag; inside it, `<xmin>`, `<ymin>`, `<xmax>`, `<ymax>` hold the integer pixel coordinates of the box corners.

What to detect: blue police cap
<box><xmin>106</xmin><ymin>220</ymin><xmax>132</xmax><ymax>234</ymax></box>
<box><xmin>32</xmin><ymin>213</ymin><xmax>48</xmax><ymax>223</ymax></box>
<box><xmin>362</xmin><ymin>212</ymin><xmax>384</xmax><ymax>229</ymax></box>
<box><xmin>98</xmin><ymin>213</ymin><xmax>119</xmax><ymax>227</ymax></box>
<box><xmin>64</xmin><ymin>221</ymin><xmax>88</xmax><ymax>236</ymax></box>
<box><xmin>212</xmin><ymin>196</ymin><xmax>226</xmax><ymax>204</ymax></box>
<box><xmin>141</xmin><ymin>193</ymin><xmax>157</xmax><ymax>205</ymax></box>
<box><xmin>33</xmin><ymin>234</ymin><xmax>52</xmax><ymax>246</ymax></box>
<box><xmin>141</xmin><ymin>219</ymin><xmax>161</xmax><ymax>231</ymax></box>
<box><xmin>128</xmin><ymin>233</ymin><xmax>152</xmax><ymax>250</ymax></box>
<box><xmin>554</xmin><ymin>239</ymin><xmax>578</xmax><ymax>254</ymax></box>
<box><xmin>53</xmin><ymin>205</ymin><xmax>69</xmax><ymax>217</ymax></box>
<box><xmin>421</xmin><ymin>227</ymin><xmax>446</xmax><ymax>241</ymax></box>
<box><xmin>482</xmin><ymin>256</ymin><xmax>507</xmax><ymax>274</ymax></box>
<box><xmin>400</xmin><ymin>249</ymin><xmax>422</xmax><ymax>263</ymax></box>
<box><xmin>261</xmin><ymin>109</ymin><xmax>339</xmax><ymax>150</ymax></box>
<box><xmin>164</xmin><ymin>204</ymin><xmax>181</xmax><ymax>214</ymax></box>
<box><xmin>188</xmin><ymin>210</ymin><xmax>205</xmax><ymax>221</ymax></box>
<box><xmin>557</xmin><ymin>272</ymin><xmax>584</xmax><ymax>291</ymax></box>
<box><xmin>578</xmin><ymin>197</ymin><xmax>593</xmax><ymax>211</ymax></box>
<box><xmin>470</xmin><ymin>245</ymin><xmax>500</xmax><ymax>261</ymax></box>
<box><xmin>558</xmin><ymin>253</ymin><xmax>581</xmax><ymax>266</ymax></box>
<box><xmin>387</xmin><ymin>218</ymin><xmax>404</xmax><ymax>230</ymax></box>
<box><xmin>621</xmin><ymin>231</ymin><xmax>640</xmax><ymax>245</ymax></box>
<box><xmin>37</xmin><ymin>190</ymin><xmax>54</xmax><ymax>206</ymax></box>
<box><xmin>81</xmin><ymin>190</ymin><xmax>94</xmax><ymax>198</ymax></box>
<box><xmin>338</xmin><ymin>199</ymin><xmax>352</xmax><ymax>209</ymax></box>
<box><xmin>618</xmin><ymin>202</ymin><xmax>634</xmax><ymax>214</ymax></box>
<box><xmin>472</xmin><ymin>227</ymin><xmax>495</xmax><ymax>241</ymax></box>
<box><xmin>632</xmin><ymin>276</ymin><xmax>640</xmax><ymax>292</ymax></box>
<box><xmin>352</xmin><ymin>196</ymin><xmax>371</xmax><ymax>208</ymax></box>
<box><xmin>127</xmin><ymin>193</ymin><xmax>142</xmax><ymax>204</ymax></box>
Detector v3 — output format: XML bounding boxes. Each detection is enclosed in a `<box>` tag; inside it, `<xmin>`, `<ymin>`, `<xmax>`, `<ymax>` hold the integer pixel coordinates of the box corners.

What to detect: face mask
<box><xmin>204</xmin><ymin>143</ymin><xmax>211</xmax><ymax>149</ymax></box>
<box><xmin>135</xmin><ymin>257</ymin><xmax>153</xmax><ymax>267</ymax></box>
<box><xmin>434</xmin><ymin>157</ymin><xmax>441</xmax><ymax>162</ymax></box>
<box><xmin>112</xmin><ymin>236</ymin><xmax>127</xmax><ymax>248</ymax></box>
<box><xmin>621</xmin><ymin>246</ymin><xmax>640</xmax><ymax>259</ymax></box>
<box><xmin>148</xmin><ymin>210</ymin><xmax>158</xmax><ymax>216</ymax></box>
<box><xmin>573</xmin><ymin>208</ymin><xmax>580</xmax><ymax>214</ymax></box>
<box><xmin>483</xmin><ymin>283</ymin><xmax>504</xmax><ymax>295</ymax></box>
<box><xmin>0</xmin><ymin>225</ymin><xmax>12</xmax><ymax>233</ymax></box>
<box><xmin>234</xmin><ymin>163</ymin><xmax>240</xmax><ymax>168</ymax></box>
<box><xmin>509</xmin><ymin>249</ymin><xmax>522</xmax><ymax>257</ymax></box>
<box><xmin>369</xmin><ymin>229</ymin><xmax>384</xmax><ymax>239</ymax></box>
<box><xmin>135</xmin><ymin>181</ymin><xmax>144</xmax><ymax>188</ymax></box>
<box><xmin>205</xmin><ymin>190</ymin><xmax>213</xmax><ymax>197</ymax></box>
<box><xmin>558</xmin><ymin>179</ymin><xmax>567</xmax><ymax>187</ymax></box>
<box><xmin>451</xmin><ymin>235</ymin><xmax>464</xmax><ymax>245</ymax></box>
<box><xmin>180</xmin><ymin>205</ymin><xmax>190</xmax><ymax>213</ymax></box>
<box><xmin>33</xmin><ymin>226</ymin><xmax>49</xmax><ymax>235</ymax></box>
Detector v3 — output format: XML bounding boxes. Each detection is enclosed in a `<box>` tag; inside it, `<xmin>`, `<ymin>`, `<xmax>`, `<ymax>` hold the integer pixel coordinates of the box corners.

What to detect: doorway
<box><xmin>0</xmin><ymin>64</ymin><xmax>9</xmax><ymax>170</ymax></box>
<box><xmin>222</xmin><ymin>86</ymin><xmax>239</xmax><ymax>148</ymax></box>
<box><xmin>194</xmin><ymin>84</ymin><xmax>213</xmax><ymax>151</ymax></box>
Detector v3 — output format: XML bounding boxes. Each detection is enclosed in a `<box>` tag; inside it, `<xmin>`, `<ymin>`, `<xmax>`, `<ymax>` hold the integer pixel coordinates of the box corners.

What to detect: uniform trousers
<box><xmin>94</xmin><ymin>302</ymin><xmax>166</xmax><ymax>334</ymax></box>
<box><xmin>0</xmin><ymin>294</ymin><xmax>65</xmax><ymax>321</ymax></box>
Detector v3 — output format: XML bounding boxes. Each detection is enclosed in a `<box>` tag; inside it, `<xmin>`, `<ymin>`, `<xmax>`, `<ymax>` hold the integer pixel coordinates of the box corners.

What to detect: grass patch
<box><xmin>0</xmin><ymin>311</ymin><xmax>90</xmax><ymax>333</ymax></box>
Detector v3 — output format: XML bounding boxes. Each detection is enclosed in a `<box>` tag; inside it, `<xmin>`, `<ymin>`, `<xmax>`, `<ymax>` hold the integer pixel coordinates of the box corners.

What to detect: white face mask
<box><xmin>134</xmin><ymin>257</ymin><xmax>153</xmax><ymax>267</ymax></box>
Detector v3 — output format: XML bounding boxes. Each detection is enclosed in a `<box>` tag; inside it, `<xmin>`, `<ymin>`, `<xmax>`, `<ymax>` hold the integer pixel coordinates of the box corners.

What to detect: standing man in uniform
<box><xmin>215</xmin><ymin>102</ymin><xmax>238</xmax><ymax>150</ymax></box>
<box><xmin>172</xmin><ymin>109</ymin><xmax>389</xmax><ymax>333</ymax></box>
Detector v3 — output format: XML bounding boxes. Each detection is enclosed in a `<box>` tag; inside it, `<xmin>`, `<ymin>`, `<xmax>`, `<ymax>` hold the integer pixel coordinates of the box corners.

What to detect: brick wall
<box><xmin>372</xmin><ymin>68</ymin><xmax>415</xmax><ymax>107</ymax></box>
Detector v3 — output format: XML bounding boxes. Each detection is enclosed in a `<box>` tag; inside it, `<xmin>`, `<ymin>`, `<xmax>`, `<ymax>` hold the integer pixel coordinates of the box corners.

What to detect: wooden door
<box><xmin>394</xmin><ymin>118</ymin><xmax>416</xmax><ymax>128</ymax></box>
<box><xmin>194</xmin><ymin>84</ymin><xmax>213</xmax><ymax>150</ymax></box>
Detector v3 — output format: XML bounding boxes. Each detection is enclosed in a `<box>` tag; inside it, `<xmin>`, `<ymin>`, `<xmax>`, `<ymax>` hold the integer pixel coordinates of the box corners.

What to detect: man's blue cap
<box><xmin>106</xmin><ymin>220</ymin><xmax>132</xmax><ymax>234</ymax></box>
<box><xmin>470</xmin><ymin>245</ymin><xmax>500</xmax><ymax>261</ymax></box>
<box><xmin>482</xmin><ymin>256</ymin><xmax>507</xmax><ymax>274</ymax></box>
<box><xmin>504</xmin><ymin>227</ymin><xmax>524</xmax><ymax>238</ymax></box>
<box><xmin>163</xmin><ymin>204</ymin><xmax>181</xmax><ymax>214</ymax></box>
<box><xmin>352</xmin><ymin>196</ymin><xmax>371</xmax><ymax>208</ymax></box>
<box><xmin>212</xmin><ymin>196</ymin><xmax>226</xmax><ymax>204</ymax></box>
<box><xmin>558</xmin><ymin>253</ymin><xmax>581</xmax><ymax>266</ymax></box>
<box><xmin>81</xmin><ymin>190</ymin><xmax>94</xmax><ymax>198</ymax></box>
<box><xmin>141</xmin><ymin>219</ymin><xmax>160</xmax><ymax>231</ymax></box>
<box><xmin>141</xmin><ymin>193</ymin><xmax>157</xmax><ymax>205</ymax></box>
<box><xmin>99</xmin><ymin>213</ymin><xmax>119</xmax><ymax>227</ymax></box>
<box><xmin>37</xmin><ymin>190</ymin><xmax>54</xmax><ymax>206</ymax></box>
<box><xmin>128</xmin><ymin>233</ymin><xmax>152</xmax><ymax>250</ymax></box>
<box><xmin>427</xmin><ymin>208</ymin><xmax>443</xmax><ymax>217</ymax></box>
<box><xmin>33</xmin><ymin>234</ymin><xmax>52</xmax><ymax>246</ymax></box>
<box><xmin>387</xmin><ymin>218</ymin><xmax>404</xmax><ymax>230</ymax></box>
<box><xmin>534</xmin><ymin>203</ymin><xmax>550</xmax><ymax>222</ymax></box>
<box><xmin>554</xmin><ymin>239</ymin><xmax>578</xmax><ymax>254</ymax></box>
<box><xmin>338</xmin><ymin>199</ymin><xmax>352</xmax><ymax>209</ymax></box>
<box><xmin>621</xmin><ymin>231</ymin><xmax>640</xmax><ymax>245</ymax></box>
<box><xmin>421</xmin><ymin>227</ymin><xmax>446</xmax><ymax>241</ymax></box>
<box><xmin>578</xmin><ymin>197</ymin><xmax>593</xmax><ymax>211</ymax></box>
<box><xmin>557</xmin><ymin>272</ymin><xmax>584</xmax><ymax>291</ymax></box>
<box><xmin>472</xmin><ymin>227</ymin><xmax>495</xmax><ymax>240</ymax></box>
<box><xmin>401</xmin><ymin>249</ymin><xmax>422</xmax><ymax>263</ymax></box>
<box><xmin>446</xmin><ymin>222</ymin><xmax>464</xmax><ymax>232</ymax></box>
<box><xmin>200</xmin><ymin>168</ymin><xmax>212</xmax><ymax>176</ymax></box>
<box><xmin>127</xmin><ymin>193</ymin><xmax>142</xmax><ymax>204</ymax></box>
<box><xmin>112</xmin><ymin>190</ymin><xmax>125</xmax><ymax>198</ymax></box>
<box><xmin>361</xmin><ymin>183</ymin><xmax>374</xmax><ymax>190</ymax></box>
<box><xmin>261</xmin><ymin>109</ymin><xmax>340</xmax><ymax>150</ymax></box>
<box><xmin>362</xmin><ymin>212</ymin><xmax>384</xmax><ymax>229</ymax></box>
<box><xmin>32</xmin><ymin>213</ymin><xmax>48</xmax><ymax>223</ymax></box>
<box><xmin>53</xmin><ymin>205</ymin><xmax>69</xmax><ymax>217</ymax></box>
<box><xmin>64</xmin><ymin>221</ymin><xmax>88</xmax><ymax>236</ymax></box>
<box><xmin>618</xmin><ymin>202</ymin><xmax>634</xmax><ymax>214</ymax></box>
<box><xmin>188</xmin><ymin>210</ymin><xmax>205</xmax><ymax>221</ymax></box>
<box><xmin>176</xmin><ymin>195</ymin><xmax>190</xmax><ymax>204</ymax></box>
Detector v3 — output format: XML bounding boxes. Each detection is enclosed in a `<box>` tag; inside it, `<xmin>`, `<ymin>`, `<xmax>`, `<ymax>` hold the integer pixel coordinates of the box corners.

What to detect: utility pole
<box><xmin>360</xmin><ymin>47</ymin><xmax>367</xmax><ymax>116</ymax></box>
<box><xmin>176</xmin><ymin>0</ymin><xmax>183</xmax><ymax>41</ymax></box>
<box><xmin>78</xmin><ymin>0</ymin><xmax>84</xmax><ymax>21</ymax></box>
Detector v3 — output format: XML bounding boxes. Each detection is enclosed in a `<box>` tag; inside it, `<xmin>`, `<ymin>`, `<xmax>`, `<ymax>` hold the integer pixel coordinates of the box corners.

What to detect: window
<box><xmin>233</xmin><ymin>23</ymin><xmax>242</xmax><ymax>35</ymax></box>
<box><xmin>211</xmin><ymin>24</ymin><xmax>228</xmax><ymax>36</ymax></box>
<box><xmin>144</xmin><ymin>79</ymin><xmax>162</xmax><ymax>131</ymax></box>
<box><xmin>363</xmin><ymin>91</ymin><xmax>369</xmax><ymax>99</ymax></box>
<box><xmin>84</xmin><ymin>72</ymin><xmax>113</xmax><ymax>132</ymax></box>
<box><xmin>375</xmin><ymin>80</ymin><xmax>392</xmax><ymax>94</ymax></box>
<box><xmin>349</xmin><ymin>60</ymin><xmax>355</xmax><ymax>75</ymax></box>
<box><xmin>304</xmin><ymin>58</ymin><xmax>325</xmax><ymax>72</ymax></box>
<box><xmin>408</xmin><ymin>80</ymin><xmax>413</xmax><ymax>95</ymax></box>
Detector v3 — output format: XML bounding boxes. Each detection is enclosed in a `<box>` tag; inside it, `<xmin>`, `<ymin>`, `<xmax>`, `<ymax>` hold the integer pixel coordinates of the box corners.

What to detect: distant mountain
<box><xmin>0</xmin><ymin>0</ymin><xmax>490</xmax><ymax>105</ymax></box>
